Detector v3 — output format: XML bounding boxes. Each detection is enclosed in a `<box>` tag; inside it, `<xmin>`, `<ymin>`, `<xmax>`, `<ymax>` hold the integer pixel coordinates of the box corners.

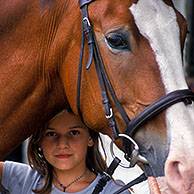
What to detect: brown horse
<box><xmin>0</xmin><ymin>0</ymin><xmax>194</xmax><ymax>193</ymax></box>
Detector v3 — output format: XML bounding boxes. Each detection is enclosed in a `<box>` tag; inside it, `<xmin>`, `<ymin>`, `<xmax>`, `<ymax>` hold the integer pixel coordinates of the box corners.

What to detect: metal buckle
<box><xmin>83</xmin><ymin>17</ymin><xmax>91</xmax><ymax>27</ymax></box>
<box><xmin>105</xmin><ymin>108</ymin><xmax>113</xmax><ymax>119</ymax></box>
<box><xmin>110</xmin><ymin>133</ymin><xmax>149</xmax><ymax>168</ymax></box>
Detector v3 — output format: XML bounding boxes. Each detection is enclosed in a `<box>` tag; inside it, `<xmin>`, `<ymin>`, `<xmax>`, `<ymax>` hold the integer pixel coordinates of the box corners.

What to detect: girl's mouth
<box><xmin>55</xmin><ymin>154</ymin><xmax>73</xmax><ymax>159</ymax></box>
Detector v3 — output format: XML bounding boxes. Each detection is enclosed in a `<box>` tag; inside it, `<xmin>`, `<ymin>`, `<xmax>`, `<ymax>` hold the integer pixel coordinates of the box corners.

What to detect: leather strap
<box><xmin>123</xmin><ymin>89</ymin><xmax>194</xmax><ymax>155</ymax></box>
<box><xmin>79</xmin><ymin>0</ymin><xmax>95</xmax><ymax>8</ymax></box>
<box><xmin>77</xmin><ymin>2</ymin><xmax>128</xmax><ymax>139</ymax></box>
<box><xmin>126</xmin><ymin>89</ymin><xmax>194</xmax><ymax>137</ymax></box>
<box><xmin>0</xmin><ymin>183</ymin><xmax>9</xmax><ymax>194</ymax></box>
<box><xmin>92</xmin><ymin>157</ymin><xmax>121</xmax><ymax>194</ymax></box>
<box><xmin>113</xmin><ymin>173</ymin><xmax>147</xmax><ymax>194</ymax></box>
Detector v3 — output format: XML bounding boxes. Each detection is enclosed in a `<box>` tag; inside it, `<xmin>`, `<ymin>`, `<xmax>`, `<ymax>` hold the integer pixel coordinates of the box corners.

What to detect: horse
<box><xmin>0</xmin><ymin>0</ymin><xmax>194</xmax><ymax>193</ymax></box>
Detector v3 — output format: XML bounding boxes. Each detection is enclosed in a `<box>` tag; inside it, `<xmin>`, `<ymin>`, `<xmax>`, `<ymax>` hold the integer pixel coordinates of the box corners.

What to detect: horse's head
<box><xmin>62</xmin><ymin>0</ymin><xmax>194</xmax><ymax>193</ymax></box>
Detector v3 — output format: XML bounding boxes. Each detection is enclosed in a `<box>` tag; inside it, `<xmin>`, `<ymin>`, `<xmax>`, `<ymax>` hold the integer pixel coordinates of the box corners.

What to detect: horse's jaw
<box><xmin>131</xmin><ymin>118</ymin><xmax>167</xmax><ymax>177</ymax></box>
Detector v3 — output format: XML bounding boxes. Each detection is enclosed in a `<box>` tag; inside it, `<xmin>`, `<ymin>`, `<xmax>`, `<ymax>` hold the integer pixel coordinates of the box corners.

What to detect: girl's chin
<box><xmin>53</xmin><ymin>163</ymin><xmax>74</xmax><ymax>172</ymax></box>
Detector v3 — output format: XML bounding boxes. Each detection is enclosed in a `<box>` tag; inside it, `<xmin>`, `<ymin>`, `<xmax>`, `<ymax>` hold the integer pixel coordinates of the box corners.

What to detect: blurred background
<box><xmin>178</xmin><ymin>0</ymin><xmax>194</xmax><ymax>90</ymax></box>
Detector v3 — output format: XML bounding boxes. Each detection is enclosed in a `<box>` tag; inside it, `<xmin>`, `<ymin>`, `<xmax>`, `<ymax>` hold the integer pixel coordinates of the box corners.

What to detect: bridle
<box><xmin>77</xmin><ymin>0</ymin><xmax>194</xmax><ymax>184</ymax></box>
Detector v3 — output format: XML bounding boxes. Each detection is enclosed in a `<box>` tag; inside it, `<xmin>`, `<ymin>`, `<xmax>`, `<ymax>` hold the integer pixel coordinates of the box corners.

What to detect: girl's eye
<box><xmin>69</xmin><ymin>130</ymin><xmax>80</xmax><ymax>135</ymax></box>
<box><xmin>45</xmin><ymin>131</ymin><xmax>57</xmax><ymax>137</ymax></box>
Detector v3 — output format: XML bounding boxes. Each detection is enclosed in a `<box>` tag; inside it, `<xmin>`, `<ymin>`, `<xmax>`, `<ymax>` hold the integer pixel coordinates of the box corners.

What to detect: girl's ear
<box><xmin>88</xmin><ymin>136</ymin><xmax>94</xmax><ymax>147</ymax></box>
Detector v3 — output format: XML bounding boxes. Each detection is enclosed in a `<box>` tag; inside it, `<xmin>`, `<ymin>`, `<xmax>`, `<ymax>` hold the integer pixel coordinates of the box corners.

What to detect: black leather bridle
<box><xmin>77</xmin><ymin>0</ymin><xmax>194</xmax><ymax>191</ymax></box>
<box><xmin>77</xmin><ymin>0</ymin><xmax>194</xmax><ymax>164</ymax></box>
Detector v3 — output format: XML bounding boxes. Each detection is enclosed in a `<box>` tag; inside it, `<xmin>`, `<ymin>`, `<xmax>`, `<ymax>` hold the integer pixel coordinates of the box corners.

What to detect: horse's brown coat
<box><xmin>0</xmin><ymin>0</ymin><xmax>191</xmax><ymax>193</ymax></box>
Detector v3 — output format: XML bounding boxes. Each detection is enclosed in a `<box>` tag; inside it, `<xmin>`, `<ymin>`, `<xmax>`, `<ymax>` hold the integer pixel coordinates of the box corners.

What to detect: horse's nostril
<box><xmin>165</xmin><ymin>159</ymin><xmax>194</xmax><ymax>194</ymax></box>
<box><xmin>169</xmin><ymin>161</ymin><xmax>182</xmax><ymax>180</ymax></box>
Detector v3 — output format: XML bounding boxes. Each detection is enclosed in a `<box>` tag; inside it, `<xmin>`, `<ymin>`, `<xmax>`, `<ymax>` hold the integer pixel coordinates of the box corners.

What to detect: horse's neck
<box><xmin>0</xmin><ymin>0</ymin><xmax>76</xmax><ymax>159</ymax></box>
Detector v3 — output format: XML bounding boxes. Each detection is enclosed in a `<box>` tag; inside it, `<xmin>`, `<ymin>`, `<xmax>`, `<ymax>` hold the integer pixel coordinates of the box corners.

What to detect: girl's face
<box><xmin>40</xmin><ymin>111</ymin><xmax>94</xmax><ymax>173</ymax></box>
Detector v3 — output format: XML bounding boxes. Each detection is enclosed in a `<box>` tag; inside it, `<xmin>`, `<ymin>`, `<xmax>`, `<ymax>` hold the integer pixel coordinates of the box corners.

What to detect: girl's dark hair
<box><xmin>27</xmin><ymin>110</ymin><xmax>106</xmax><ymax>194</ymax></box>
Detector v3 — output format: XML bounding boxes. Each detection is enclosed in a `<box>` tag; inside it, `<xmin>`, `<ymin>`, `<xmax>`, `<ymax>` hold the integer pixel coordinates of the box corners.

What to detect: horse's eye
<box><xmin>105</xmin><ymin>33</ymin><xmax>131</xmax><ymax>51</ymax></box>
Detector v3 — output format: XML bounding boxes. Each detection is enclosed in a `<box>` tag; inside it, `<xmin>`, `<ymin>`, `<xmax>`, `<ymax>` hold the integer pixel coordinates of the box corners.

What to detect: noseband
<box><xmin>77</xmin><ymin>0</ymin><xmax>194</xmax><ymax>170</ymax></box>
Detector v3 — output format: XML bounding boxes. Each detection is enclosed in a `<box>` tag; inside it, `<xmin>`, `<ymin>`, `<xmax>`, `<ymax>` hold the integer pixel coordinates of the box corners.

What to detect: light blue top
<box><xmin>2</xmin><ymin>161</ymin><xmax>131</xmax><ymax>194</ymax></box>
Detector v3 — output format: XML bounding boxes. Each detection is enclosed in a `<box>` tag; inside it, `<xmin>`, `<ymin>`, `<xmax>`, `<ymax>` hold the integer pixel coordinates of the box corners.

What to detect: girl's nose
<box><xmin>56</xmin><ymin>135</ymin><xmax>69</xmax><ymax>148</ymax></box>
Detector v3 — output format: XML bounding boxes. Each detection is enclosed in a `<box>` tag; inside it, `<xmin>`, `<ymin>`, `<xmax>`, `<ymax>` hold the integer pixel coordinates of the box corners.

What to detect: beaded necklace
<box><xmin>54</xmin><ymin>169</ymin><xmax>88</xmax><ymax>192</ymax></box>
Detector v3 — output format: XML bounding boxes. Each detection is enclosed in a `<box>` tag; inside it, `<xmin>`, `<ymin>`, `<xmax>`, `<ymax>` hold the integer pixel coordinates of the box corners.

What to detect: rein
<box><xmin>77</xmin><ymin>0</ymin><xmax>194</xmax><ymax>192</ymax></box>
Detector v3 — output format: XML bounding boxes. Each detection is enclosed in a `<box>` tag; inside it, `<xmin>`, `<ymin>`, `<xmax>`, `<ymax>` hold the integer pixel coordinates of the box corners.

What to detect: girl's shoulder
<box><xmin>4</xmin><ymin>160</ymin><xmax>31</xmax><ymax>169</ymax></box>
<box><xmin>3</xmin><ymin>160</ymin><xmax>37</xmax><ymax>177</ymax></box>
<box><xmin>2</xmin><ymin>161</ymin><xmax>42</xmax><ymax>194</ymax></box>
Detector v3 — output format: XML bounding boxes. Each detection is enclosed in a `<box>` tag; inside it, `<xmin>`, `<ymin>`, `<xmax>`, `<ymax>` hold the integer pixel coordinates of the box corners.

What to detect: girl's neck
<box><xmin>53</xmin><ymin>169</ymin><xmax>96</xmax><ymax>193</ymax></box>
<box><xmin>53</xmin><ymin>165</ymin><xmax>88</xmax><ymax>182</ymax></box>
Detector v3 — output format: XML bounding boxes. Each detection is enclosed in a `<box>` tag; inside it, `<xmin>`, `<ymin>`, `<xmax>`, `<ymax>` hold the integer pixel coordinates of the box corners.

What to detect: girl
<box><xmin>0</xmin><ymin>109</ymin><xmax>131</xmax><ymax>193</ymax></box>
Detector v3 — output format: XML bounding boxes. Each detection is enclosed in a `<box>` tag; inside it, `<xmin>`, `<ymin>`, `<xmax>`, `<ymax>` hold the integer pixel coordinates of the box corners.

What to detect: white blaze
<box><xmin>130</xmin><ymin>0</ymin><xmax>187</xmax><ymax>92</ymax></box>
<box><xmin>129</xmin><ymin>0</ymin><xmax>194</xmax><ymax>170</ymax></box>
